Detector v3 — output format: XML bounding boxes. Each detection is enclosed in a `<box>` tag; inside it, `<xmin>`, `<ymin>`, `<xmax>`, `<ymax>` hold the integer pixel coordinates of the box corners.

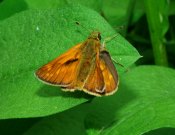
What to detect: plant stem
<box><xmin>144</xmin><ymin>0</ymin><xmax>169</xmax><ymax>66</ymax></box>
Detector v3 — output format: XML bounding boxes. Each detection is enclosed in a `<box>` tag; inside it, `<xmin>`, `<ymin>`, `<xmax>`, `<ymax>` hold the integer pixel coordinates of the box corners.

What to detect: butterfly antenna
<box><xmin>75</xmin><ymin>21</ymin><xmax>91</xmax><ymax>33</ymax></box>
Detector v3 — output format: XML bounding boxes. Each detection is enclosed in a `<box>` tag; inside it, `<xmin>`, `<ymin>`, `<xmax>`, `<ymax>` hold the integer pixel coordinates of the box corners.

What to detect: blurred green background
<box><xmin>0</xmin><ymin>0</ymin><xmax>175</xmax><ymax>135</ymax></box>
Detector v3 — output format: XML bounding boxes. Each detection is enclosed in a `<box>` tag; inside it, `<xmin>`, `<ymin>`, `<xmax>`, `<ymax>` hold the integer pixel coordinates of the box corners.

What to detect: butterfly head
<box><xmin>89</xmin><ymin>31</ymin><xmax>101</xmax><ymax>41</ymax></box>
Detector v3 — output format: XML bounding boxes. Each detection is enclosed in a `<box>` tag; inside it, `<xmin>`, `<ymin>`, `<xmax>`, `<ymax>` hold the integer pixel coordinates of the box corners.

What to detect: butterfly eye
<box><xmin>98</xmin><ymin>33</ymin><xmax>101</xmax><ymax>40</ymax></box>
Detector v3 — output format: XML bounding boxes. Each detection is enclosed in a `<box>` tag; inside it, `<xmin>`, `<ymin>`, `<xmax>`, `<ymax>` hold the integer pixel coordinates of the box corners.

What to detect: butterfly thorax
<box><xmin>75</xmin><ymin>38</ymin><xmax>100</xmax><ymax>88</ymax></box>
<box><xmin>88</xmin><ymin>31</ymin><xmax>101</xmax><ymax>41</ymax></box>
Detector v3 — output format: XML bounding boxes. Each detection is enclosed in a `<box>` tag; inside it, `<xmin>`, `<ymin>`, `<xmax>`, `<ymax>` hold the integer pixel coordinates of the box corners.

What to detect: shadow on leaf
<box><xmin>84</xmin><ymin>82</ymin><xmax>136</xmax><ymax>131</ymax></box>
<box><xmin>36</xmin><ymin>85</ymin><xmax>94</xmax><ymax>100</ymax></box>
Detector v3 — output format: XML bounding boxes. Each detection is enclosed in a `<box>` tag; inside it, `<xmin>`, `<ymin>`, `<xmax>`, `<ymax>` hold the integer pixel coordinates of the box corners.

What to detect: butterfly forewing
<box><xmin>35</xmin><ymin>44</ymin><xmax>82</xmax><ymax>87</ymax></box>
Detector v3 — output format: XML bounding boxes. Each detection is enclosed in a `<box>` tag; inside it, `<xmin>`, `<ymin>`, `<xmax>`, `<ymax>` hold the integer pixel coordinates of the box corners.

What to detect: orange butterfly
<box><xmin>35</xmin><ymin>31</ymin><xmax>119</xmax><ymax>96</ymax></box>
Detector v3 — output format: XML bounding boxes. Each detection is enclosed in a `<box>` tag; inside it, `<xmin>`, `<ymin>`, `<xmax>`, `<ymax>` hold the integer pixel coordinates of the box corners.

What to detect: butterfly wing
<box><xmin>83</xmin><ymin>50</ymin><xmax>118</xmax><ymax>96</ymax></box>
<box><xmin>99</xmin><ymin>50</ymin><xmax>119</xmax><ymax>95</ymax></box>
<box><xmin>35</xmin><ymin>43</ymin><xmax>82</xmax><ymax>88</ymax></box>
<box><xmin>83</xmin><ymin>60</ymin><xmax>104</xmax><ymax>94</ymax></box>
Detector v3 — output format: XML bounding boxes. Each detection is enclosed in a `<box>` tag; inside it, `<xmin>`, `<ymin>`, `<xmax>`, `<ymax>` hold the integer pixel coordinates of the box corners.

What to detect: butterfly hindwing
<box><xmin>83</xmin><ymin>50</ymin><xmax>118</xmax><ymax>96</ymax></box>
<box><xmin>83</xmin><ymin>60</ymin><xmax>104</xmax><ymax>94</ymax></box>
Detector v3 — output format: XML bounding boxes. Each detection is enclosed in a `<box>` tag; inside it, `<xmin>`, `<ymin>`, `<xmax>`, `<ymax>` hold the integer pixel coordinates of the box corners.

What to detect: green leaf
<box><xmin>102</xmin><ymin>0</ymin><xmax>130</xmax><ymax>26</ymax></box>
<box><xmin>144</xmin><ymin>127</ymin><xmax>175</xmax><ymax>135</ymax></box>
<box><xmin>0</xmin><ymin>5</ymin><xmax>140</xmax><ymax>119</ymax></box>
<box><xmin>25</xmin><ymin>0</ymin><xmax>101</xmax><ymax>12</ymax></box>
<box><xmin>23</xmin><ymin>105</ymin><xmax>88</xmax><ymax>135</ymax></box>
<box><xmin>0</xmin><ymin>0</ymin><xmax>101</xmax><ymax>21</ymax></box>
<box><xmin>0</xmin><ymin>0</ymin><xmax>28</xmax><ymax>20</ymax></box>
<box><xmin>101</xmin><ymin>0</ymin><xmax>144</xmax><ymax>27</ymax></box>
<box><xmin>169</xmin><ymin>0</ymin><xmax>175</xmax><ymax>15</ymax></box>
<box><xmin>85</xmin><ymin>66</ymin><xmax>175</xmax><ymax>135</ymax></box>
<box><xmin>131</xmin><ymin>0</ymin><xmax>145</xmax><ymax>24</ymax></box>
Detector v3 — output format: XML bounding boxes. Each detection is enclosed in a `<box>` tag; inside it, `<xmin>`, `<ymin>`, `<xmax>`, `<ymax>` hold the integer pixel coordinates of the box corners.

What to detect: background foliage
<box><xmin>0</xmin><ymin>0</ymin><xmax>175</xmax><ymax>135</ymax></box>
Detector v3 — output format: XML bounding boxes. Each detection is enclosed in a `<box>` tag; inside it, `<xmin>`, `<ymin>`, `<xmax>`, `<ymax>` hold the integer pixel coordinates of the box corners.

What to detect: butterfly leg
<box><xmin>102</xmin><ymin>34</ymin><xmax>118</xmax><ymax>48</ymax></box>
<box><xmin>111</xmin><ymin>57</ymin><xmax>124</xmax><ymax>67</ymax></box>
<box><xmin>112</xmin><ymin>57</ymin><xmax>129</xmax><ymax>72</ymax></box>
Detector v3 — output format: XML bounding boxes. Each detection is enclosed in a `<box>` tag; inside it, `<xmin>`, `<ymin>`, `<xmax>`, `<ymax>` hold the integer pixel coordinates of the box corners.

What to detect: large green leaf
<box><xmin>22</xmin><ymin>66</ymin><xmax>175</xmax><ymax>135</ymax></box>
<box><xmin>0</xmin><ymin>5</ymin><xmax>140</xmax><ymax>119</ymax></box>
